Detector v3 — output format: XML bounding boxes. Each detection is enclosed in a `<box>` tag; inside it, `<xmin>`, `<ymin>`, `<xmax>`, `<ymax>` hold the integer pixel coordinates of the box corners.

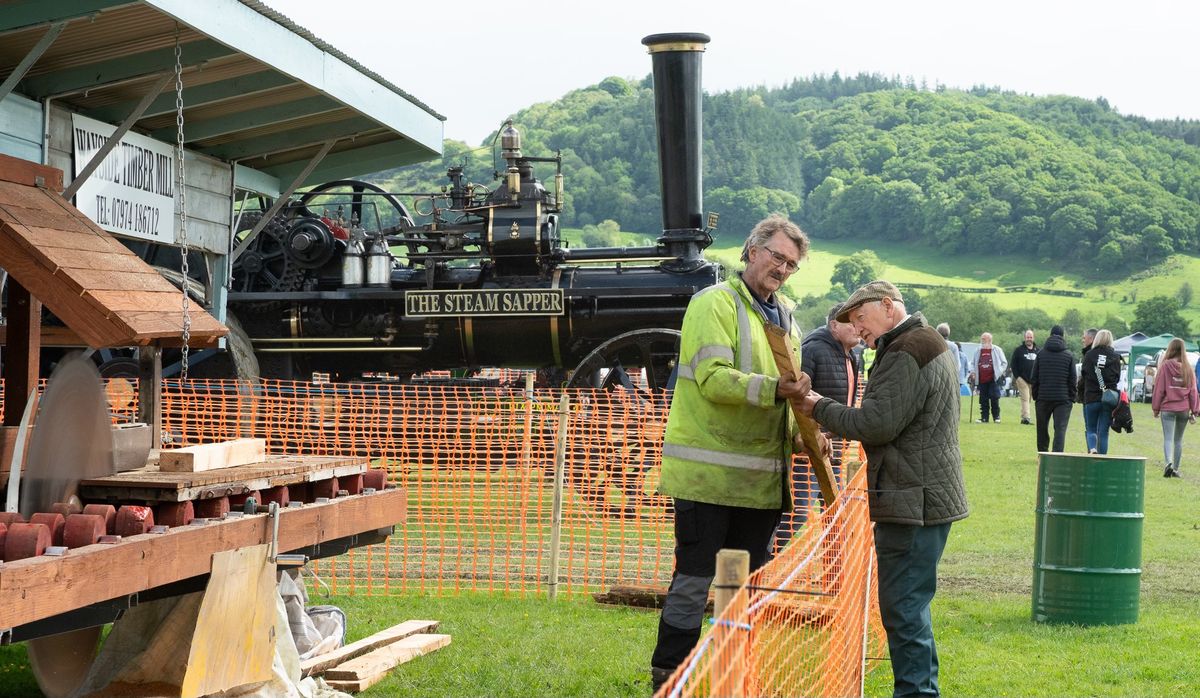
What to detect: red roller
<box><xmin>362</xmin><ymin>469</ymin><xmax>388</xmax><ymax>491</ymax></box>
<box><xmin>260</xmin><ymin>486</ymin><xmax>290</xmax><ymax>507</ymax></box>
<box><xmin>4</xmin><ymin>522</ymin><xmax>51</xmax><ymax>560</ymax></box>
<box><xmin>0</xmin><ymin>512</ymin><xmax>25</xmax><ymax>527</ymax></box>
<box><xmin>115</xmin><ymin>506</ymin><xmax>155</xmax><ymax>537</ymax></box>
<box><xmin>286</xmin><ymin>484</ymin><xmax>309</xmax><ymax>506</ymax></box>
<box><xmin>341</xmin><ymin>473</ymin><xmax>364</xmax><ymax>495</ymax></box>
<box><xmin>156</xmin><ymin>501</ymin><xmax>194</xmax><ymax>528</ymax></box>
<box><xmin>30</xmin><ymin>512</ymin><xmax>66</xmax><ymax>547</ymax></box>
<box><xmin>63</xmin><ymin>514</ymin><xmax>106</xmax><ymax>549</ymax></box>
<box><xmin>311</xmin><ymin>477</ymin><xmax>340</xmax><ymax>500</ymax></box>
<box><xmin>82</xmin><ymin>504</ymin><xmax>118</xmax><ymax>534</ymax></box>
<box><xmin>49</xmin><ymin>500</ymin><xmax>82</xmax><ymax>517</ymax></box>
<box><xmin>194</xmin><ymin>497</ymin><xmax>230</xmax><ymax>519</ymax></box>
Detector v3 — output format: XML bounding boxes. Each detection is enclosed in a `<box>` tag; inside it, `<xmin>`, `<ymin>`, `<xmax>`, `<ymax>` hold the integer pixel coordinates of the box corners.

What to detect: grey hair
<box><xmin>740</xmin><ymin>214</ymin><xmax>809</xmax><ymax>263</ymax></box>
<box><xmin>936</xmin><ymin>323</ymin><xmax>950</xmax><ymax>339</ymax></box>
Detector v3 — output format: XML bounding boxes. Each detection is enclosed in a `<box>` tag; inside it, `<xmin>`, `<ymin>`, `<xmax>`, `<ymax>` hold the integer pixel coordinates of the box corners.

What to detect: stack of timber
<box><xmin>301</xmin><ymin>620</ymin><xmax>451</xmax><ymax>693</ymax></box>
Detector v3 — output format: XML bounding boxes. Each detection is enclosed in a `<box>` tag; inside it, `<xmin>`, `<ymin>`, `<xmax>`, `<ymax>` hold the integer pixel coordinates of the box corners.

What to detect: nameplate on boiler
<box><xmin>404</xmin><ymin>289</ymin><xmax>565</xmax><ymax>317</ymax></box>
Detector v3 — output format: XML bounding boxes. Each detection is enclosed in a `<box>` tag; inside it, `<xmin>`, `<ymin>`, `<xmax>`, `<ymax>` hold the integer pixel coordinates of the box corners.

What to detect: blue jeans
<box><xmin>875</xmin><ymin>522</ymin><xmax>952</xmax><ymax>698</ymax></box>
<box><xmin>1083</xmin><ymin>401</ymin><xmax>1112</xmax><ymax>454</ymax></box>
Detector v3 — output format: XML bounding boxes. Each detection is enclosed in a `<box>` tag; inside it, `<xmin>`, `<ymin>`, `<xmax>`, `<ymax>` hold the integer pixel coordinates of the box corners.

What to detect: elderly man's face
<box><xmin>849</xmin><ymin>300</ymin><xmax>896</xmax><ymax>349</ymax></box>
<box><xmin>980</xmin><ymin>333</ymin><xmax>992</xmax><ymax>347</ymax></box>
<box><xmin>743</xmin><ymin>230</ymin><xmax>802</xmax><ymax>299</ymax></box>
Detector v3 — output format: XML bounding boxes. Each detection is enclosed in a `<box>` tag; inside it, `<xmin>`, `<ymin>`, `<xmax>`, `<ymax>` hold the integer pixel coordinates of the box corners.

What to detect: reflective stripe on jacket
<box><xmin>659</xmin><ymin>275</ymin><xmax>801</xmax><ymax>510</ymax></box>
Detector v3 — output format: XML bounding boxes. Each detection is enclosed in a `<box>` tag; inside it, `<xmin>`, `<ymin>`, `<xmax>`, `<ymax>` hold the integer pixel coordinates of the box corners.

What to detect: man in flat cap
<box><xmin>797</xmin><ymin>280</ymin><xmax>968</xmax><ymax>698</ymax></box>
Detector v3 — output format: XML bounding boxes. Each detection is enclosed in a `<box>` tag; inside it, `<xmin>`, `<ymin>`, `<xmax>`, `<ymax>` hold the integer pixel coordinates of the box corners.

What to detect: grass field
<box><xmin>1</xmin><ymin>397</ymin><xmax>1194</xmax><ymax>696</ymax></box>
<box><xmin>562</xmin><ymin>226</ymin><xmax>1200</xmax><ymax>332</ymax></box>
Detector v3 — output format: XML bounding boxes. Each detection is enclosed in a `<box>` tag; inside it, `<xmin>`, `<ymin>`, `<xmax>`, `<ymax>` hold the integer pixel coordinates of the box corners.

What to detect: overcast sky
<box><xmin>265</xmin><ymin>0</ymin><xmax>1200</xmax><ymax>146</ymax></box>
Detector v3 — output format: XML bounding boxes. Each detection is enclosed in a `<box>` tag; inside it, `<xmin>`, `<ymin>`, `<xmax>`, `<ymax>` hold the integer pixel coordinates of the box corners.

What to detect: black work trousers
<box><xmin>650</xmin><ymin>499</ymin><xmax>781</xmax><ymax>675</ymax></box>
<box><xmin>1035</xmin><ymin>400</ymin><xmax>1073</xmax><ymax>452</ymax></box>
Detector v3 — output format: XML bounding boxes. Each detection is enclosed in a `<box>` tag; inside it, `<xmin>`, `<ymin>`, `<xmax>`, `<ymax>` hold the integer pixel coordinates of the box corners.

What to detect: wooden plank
<box><xmin>0</xmin><ymin>153</ymin><xmax>64</xmax><ymax>190</ymax></box>
<box><xmin>323</xmin><ymin>634</ymin><xmax>452</xmax><ymax>691</ymax></box>
<box><xmin>79</xmin><ymin>455</ymin><xmax>369</xmax><ymax>502</ymax></box>
<box><xmin>300</xmin><ymin>620</ymin><xmax>440</xmax><ymax>677</ymax></box>
<box><xmin>0</xmin><ymin>203</ymin><xmax>99</xmax><ymax>236</ymax></box>
<box><xmin>764</xmin><ymin>323</ymin><xmax>840</xmax><ymax>507</ymax></box>
<box><xmin>181</xmin><ymin>545</ymin><xmax>277</xmax><ymax>697</ymax></box>
<box><xmin>2</xmin><ymin>281</ymin><xmax>41</xmax><ymax>427</ymax></box>
<box><xmin>56</xmin><ymin>267</ymin><xmax>179</xmax><ymax>293</ymax></box>
<box><xmin>0</xmin><ymin>487</ymin><xmax>407</xmax><ymax>630</ymax></box>
<box><xmin>160</xmin><ymin>438</ymin><xmax>269</xmax><ymax>473</ymax></box>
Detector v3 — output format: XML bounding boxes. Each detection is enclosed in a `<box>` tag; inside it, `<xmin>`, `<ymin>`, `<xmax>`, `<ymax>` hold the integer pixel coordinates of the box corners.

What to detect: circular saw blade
<box><xmin>18</xmin><ymin>352</ymin><xmax>115</xmax><ymax>518</ymax></box>
<box><xmin>18</xmin><ymin>352</ymin><xmax>116</xmax><ymax>698</ymax></box>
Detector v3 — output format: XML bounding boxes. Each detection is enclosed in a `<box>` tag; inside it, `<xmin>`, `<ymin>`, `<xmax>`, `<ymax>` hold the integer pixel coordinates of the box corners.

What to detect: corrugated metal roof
<box><xmin>0</xmin><ymin>0</ymin><xmax>444</xmax><ymax>186</ymax></box>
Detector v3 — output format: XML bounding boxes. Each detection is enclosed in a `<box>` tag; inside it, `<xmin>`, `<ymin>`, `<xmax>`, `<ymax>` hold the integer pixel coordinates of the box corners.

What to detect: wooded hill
<box><xmin>369</xmin><ymin>73</ymin><xmax>1200</xmax><ymax>277</ymax></box>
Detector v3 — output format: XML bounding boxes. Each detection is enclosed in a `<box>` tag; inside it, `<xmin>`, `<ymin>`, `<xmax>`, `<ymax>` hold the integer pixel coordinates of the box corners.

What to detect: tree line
<box><xmin>369</xmin><ymin>72</ymin><xmax>1200</xmax><ymax>278</ymax></box>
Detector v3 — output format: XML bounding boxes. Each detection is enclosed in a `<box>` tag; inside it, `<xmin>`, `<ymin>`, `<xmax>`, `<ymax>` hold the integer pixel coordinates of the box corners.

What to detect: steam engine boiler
<box><xmin>226</xmin><ymin>33</ymin><xmax>720</xmax><ymax>388</ymax></box>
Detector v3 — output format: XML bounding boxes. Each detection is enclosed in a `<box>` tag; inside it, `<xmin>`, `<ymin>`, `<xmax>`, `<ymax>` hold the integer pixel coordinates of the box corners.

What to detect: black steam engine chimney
<box><xmin>642</xmin><ymin>33</ymin><xmax>712</xmax><ymax>272</ymax></box>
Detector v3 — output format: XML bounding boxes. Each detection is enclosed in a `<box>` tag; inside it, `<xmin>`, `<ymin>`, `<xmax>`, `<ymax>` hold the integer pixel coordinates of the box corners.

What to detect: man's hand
<box><xmin>776</xmin><ymin>371</ymin><xmax>811</xmax><ymax>400</ymax></box>
<box><xmin>795</xmin><ymin>390</ymin><xmax>823</xmax><ymax>417</ymax></box>
<box><xmin>793</xmin><ymin>430</ymin><xmax>833</xmax><ymax>463</ymax></box>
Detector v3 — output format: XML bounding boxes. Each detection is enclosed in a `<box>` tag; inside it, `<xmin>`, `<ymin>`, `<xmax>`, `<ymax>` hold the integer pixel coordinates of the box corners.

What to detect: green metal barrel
<box><xmin>1032</xmin><ymin>452</ymin><xmax>1145</xmax><ymax>625</ymax></box>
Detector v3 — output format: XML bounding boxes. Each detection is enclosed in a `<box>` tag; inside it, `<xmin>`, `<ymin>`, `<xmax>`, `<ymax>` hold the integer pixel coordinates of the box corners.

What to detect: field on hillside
<box><xmin>561</xmin><ymin>226</ymin><xmax>1200</xmax><ymax>333</ymax></box>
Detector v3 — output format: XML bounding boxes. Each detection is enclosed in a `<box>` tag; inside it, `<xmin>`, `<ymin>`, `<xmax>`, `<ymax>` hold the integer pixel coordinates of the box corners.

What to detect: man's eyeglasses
<box><xmin>759</xmin><ymin>245</ymin><xmax>799</xmax><ymax>273</ymax></box>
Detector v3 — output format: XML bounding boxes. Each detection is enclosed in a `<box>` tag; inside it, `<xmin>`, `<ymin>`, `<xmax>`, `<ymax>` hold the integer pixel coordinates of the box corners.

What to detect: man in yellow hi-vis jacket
<box><xmin>651</xmin><ymin>214</ymin><xmax>824</xmax><ymax>690</ymax></box>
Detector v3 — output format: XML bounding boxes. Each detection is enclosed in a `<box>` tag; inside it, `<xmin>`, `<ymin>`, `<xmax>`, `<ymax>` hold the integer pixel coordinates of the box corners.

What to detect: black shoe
<box><xmin>1021</xmin><ymin>418</ymin><xmax>1031</xmax><ymax>425</ymax></box>
<box><xmin>1164</xmin><ymin>464</ymin><xmax>1174</xmax><ymax>478</ymax></box>
<box><xmin>651</xmin><ymin>667</ymin><xmax>673</xmax><ymax>694</ymax></box>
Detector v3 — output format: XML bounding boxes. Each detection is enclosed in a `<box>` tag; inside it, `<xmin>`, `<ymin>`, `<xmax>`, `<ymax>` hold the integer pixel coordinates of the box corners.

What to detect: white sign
<box><xmin>71</xmin><ymin>113</ymin><xmax>177</xmax><ymax>243</ymax></box>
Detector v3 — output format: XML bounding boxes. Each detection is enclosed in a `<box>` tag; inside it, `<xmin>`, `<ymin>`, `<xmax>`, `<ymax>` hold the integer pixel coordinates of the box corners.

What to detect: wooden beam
<box><xmin>323</xmin><ymin>634</ymin><xmax>451</xmax><ymax>692</ymax></box>
<box><xmin>2</xmin><ymin>281</ymin><xmax>40</xmax><ymax>427</ymax></box>
<box><xmin>0</xmin><ymin>487</ymin><xmax>407</xmax><ymax>630</ymax></box>
<box><xmin>764</xmin><ymin>323</ymin><xmax>839</xmax><ymax>507</ymax></box>
<box><xmin>300</xmin><ymin>620</ymin><xmax>440</xmax><ymax>677</ymax></box>
<box><xmin>0</xmin><ymin>152</ymin><xmax>63</xmax><ymax>191</ymax></box>
<box><xmin>159</xmin><ymin>438</ymin><xmax>268</xmax><ymax>473</ymax></box>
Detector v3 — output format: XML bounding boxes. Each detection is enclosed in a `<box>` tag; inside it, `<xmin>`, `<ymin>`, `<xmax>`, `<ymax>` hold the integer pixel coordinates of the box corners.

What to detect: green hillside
<box><xmin>372</xmin><ymin>74</ymin><xmax>1200</xmax><ymax>281</ymax></box>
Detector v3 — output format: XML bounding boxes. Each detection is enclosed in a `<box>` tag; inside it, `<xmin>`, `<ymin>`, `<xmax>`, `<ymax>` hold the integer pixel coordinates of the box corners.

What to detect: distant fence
<box><xmin>897</xmin><ymin>282</ymin><xmax>1084</xmax><ymax>298</ymax></box>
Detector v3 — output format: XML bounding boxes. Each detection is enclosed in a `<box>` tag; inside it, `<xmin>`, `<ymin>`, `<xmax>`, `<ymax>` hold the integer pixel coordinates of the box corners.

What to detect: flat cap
<box><xmin>836</xmin><ymin>280</ymin><xmax>903</xmax><ymax>322</ymax></box>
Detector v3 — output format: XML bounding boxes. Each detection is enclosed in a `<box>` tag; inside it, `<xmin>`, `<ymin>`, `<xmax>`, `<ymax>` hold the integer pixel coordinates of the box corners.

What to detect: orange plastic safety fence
<box><xmin>657</xmin><ymin>466</ymin><xmax>885</xmax><ymax>698</ymax></box>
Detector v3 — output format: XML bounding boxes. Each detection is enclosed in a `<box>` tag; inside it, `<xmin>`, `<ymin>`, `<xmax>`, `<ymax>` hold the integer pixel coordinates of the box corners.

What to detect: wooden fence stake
<box><xmin>548</xmin><ymin>392</ymin><xmax>570</xmax><ymax>600</ymax></box>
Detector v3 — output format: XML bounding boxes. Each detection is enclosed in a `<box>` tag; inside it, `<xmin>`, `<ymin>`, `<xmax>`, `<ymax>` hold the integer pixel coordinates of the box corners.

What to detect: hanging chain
<box><xmin>174</xmin><ymin>29</ymin><xmax>191</xmax><ymax>378</ymax></box>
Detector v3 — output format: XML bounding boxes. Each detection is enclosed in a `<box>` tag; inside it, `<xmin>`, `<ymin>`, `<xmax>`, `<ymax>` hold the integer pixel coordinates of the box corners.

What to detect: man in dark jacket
<box><xmin>799</xmin><ymin>280</ymin><xmax>968</xmax><ymax>698</ymax></box>
<box><xmin>1011</xmin><ymin>330</ymin><xmax>1039</xmax><ymax>425</ymax></box>
<box><xmin>1030</xmin><ymin>325</ymin><xmax>1077</xmax><ymax>452</ymax></box>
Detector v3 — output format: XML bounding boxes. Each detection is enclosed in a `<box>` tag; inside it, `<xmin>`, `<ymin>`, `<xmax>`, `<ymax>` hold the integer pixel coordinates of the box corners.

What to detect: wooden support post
<box><xmin>763</xmin><ymin>323</ymin><xmax>839</xmax><ymax>507</ymax></box>
<box><xmin>712</xmin><ymin>548</ymin><xmax>750</xmax><ymax>698</ymax></box>
<box><xmin>547</xmin><ymin>392</ymin><xmax>569</xmax><ymax>601</ymax></box>
<box><xmin>138</xmin><ymin>345</ymin><xmax>163</xmax><ymax>448</ymax></box>
<box><xmin>3</xmin><ymin>281</ymin><xmax>40</xmax><ymax>427</ymax></box>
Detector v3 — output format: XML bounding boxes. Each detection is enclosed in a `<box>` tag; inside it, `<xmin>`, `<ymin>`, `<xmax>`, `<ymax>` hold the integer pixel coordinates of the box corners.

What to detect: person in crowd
<box><xmin>1151</xmin><ymin>337</ymin><xmax>1199</xmax><ymax>478</ymax></box>
<box><xmin>771</xmin><ymin>302</ymin><xmax>861</xmax><ymax>548</ymax></box>
<box><xmin>1076</xmin><ymin>327</ymin><xmax>1100</xmax><ymax>448</ymax></box>
<box><xmin>969</xmin><ymin>333</ymin><xmax>1008</xmax><ymax>423</ymax></box>
<box><xmin>936</xmin><ymin>323</ymin><xmax>965</xmax><ymax>393</ymax></box>
<box><xmin>1030</xmin><ymin>326</ymin><xmax>1076</xmax><ymax>452</ymax></box>
<box><xmin>1080</xmin><ymin>329</ymin><xmax>1122</xmax><ymax>454</ymax></box>
<box><xmin>1011</xmin><ymin>330</ymin><xmax>1039</xmax><ymax>425</ymax></box>
<box><xmin>798</xmin><ymin>280</ymin><xmax>968</xmax><ymax>698</ymax></box>
<box><xmin>650</xmin><ymin>214</ymin><xmax>827</xmax><ymax>691</ymax></box>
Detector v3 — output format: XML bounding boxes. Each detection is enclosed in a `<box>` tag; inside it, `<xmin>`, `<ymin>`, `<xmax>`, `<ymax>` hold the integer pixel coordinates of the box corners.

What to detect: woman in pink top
<box><xmin>1151</xmin><ymin>338</ymin><xmax>1200</xmax><ymax>478</ymax></box>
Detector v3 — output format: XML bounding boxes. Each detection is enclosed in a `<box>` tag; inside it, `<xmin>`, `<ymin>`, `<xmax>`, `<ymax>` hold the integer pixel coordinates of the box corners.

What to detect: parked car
<box><xmin>1130</xmin><ymin>363</ymin><xmax>1150</xmax><ymax>403</ymax></box>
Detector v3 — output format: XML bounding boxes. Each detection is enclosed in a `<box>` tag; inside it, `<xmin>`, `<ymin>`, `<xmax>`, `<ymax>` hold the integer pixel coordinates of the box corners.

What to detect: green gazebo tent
<box><xmin>1126</xmin><ymin>334</ymin><xmax>1199</xmax><ymax>386</ymax></box>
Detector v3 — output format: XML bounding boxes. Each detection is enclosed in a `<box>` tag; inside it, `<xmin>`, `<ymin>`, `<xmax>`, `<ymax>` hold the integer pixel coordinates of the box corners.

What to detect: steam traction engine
<box><xmin>227</xmin><ymin>33</ymin><xmax>719</xmax><ymax>388</ymax></box>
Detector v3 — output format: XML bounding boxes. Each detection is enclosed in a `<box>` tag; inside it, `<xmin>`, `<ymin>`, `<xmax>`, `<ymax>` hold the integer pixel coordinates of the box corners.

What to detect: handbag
<box><xmin>1096</xmin><ymin>362</ymin><xmax>1119</xmax><ymax>408</ymax></box>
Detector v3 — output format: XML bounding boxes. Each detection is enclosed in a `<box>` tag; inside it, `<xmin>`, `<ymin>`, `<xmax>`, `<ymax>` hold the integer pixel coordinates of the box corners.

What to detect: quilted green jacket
<box><xmin>813</xmin><ymin>313</ymin><xmax>969</xmax><ymax>525</ymax></box>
